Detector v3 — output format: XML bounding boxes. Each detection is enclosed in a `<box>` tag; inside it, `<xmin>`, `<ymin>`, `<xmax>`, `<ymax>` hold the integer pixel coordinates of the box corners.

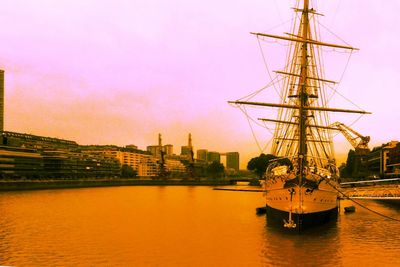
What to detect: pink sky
<box><xmin>1</xmin><ymin>0</ymin><xmax>400</xmax><ymax>168</ymax></box>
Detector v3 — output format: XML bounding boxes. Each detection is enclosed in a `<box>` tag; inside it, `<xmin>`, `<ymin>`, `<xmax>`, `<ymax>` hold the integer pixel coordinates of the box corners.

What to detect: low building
<box><xmin>385</xmin><ymin>141</ymin><xmax>400</xmax><ymax>177</ymax></box>
<box><xmin>366</xmin><ymin>141</ymin><xmax>399</xmax><ymax>177</ymax></box>
<box><xmin>0</xmin><ymin>146</ymin><xmax>43</xmax><ymax>179</ymax></box>
<box><xmin>1</xmin><ymin>131</ymin><xmax>78</xmax><ymax>150</ymax></box>
<box><xmin>165</xmin><ymin>158</ymin><xmax>186</xmax><ymax>174</ymax></box>
<box><xmin>138</xmin><ymin>155</ymin><xmax>158</xmax><ymax>177</ymax></box>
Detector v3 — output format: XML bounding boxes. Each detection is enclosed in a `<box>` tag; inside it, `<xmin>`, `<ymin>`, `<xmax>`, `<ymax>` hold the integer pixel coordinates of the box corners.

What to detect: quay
<box><xmin>0</xmin><ymin>179</ymin><xmax>232</xmax><ymax>191</ymax></box>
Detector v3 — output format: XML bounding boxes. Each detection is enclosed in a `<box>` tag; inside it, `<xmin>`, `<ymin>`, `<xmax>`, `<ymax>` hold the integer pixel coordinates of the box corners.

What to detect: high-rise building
<box><xmin>147</xmin><ymin>133</ymin><xmax>164</xmax><ymax>157</ymax></box>
<box><xmin>197</xmin><ymin>149</ymin><xmax>208</xmax><ymax>162</ymax></box>
<box><xmin>226</xmin><ymin>152</ymin><xmax>240</xmax><ymax>171</ymax></box>
<box><xmin>0</xmin><ymin>70</ymin><xmax>4</xmax><ymax>132</ymax></box>
<box><xmin>180</xmin><ymin>133</ymin><xmax>194</xmax><ymax>159</ymax></box>
<box><xmin>207</xmin><ymin>151</ymin><xmax>220</xmax><ymax>163</ymax></box>
<box><xmin>181</xmin><ymin>146</ymin><xmax>192</xmax><ymax>156</ymax></box>
<box><xmin>164</xmin><ymin>144</ymin><xmax>173</xmax><ymax>156</ymax></box>
<box><xmin>147</xmin><ymin>145</ymin><xmax>162</xmax><ymax>157</ymax></box>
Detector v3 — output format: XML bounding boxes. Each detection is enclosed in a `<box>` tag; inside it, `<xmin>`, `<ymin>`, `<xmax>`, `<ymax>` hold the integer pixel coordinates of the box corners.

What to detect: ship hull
<box><xmin>265</xmin><ymin>204</ymin><xmax>338</xmax><ymax>232</ymax></box>
<box><xmin>264</xmin><ymin>179</ymin><xmax>339</xmax><ymax>231</ymax></box>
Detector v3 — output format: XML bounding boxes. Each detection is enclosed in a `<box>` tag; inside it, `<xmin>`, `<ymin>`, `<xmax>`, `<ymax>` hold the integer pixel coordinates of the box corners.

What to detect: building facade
<box><xmin>207</xmin><ymin>151</ymin><xmax>220</xmax><ymax>163</ymax></box>
<box><xmin>138</xmin><ymin>155</ymin><xmax>158</xmax><ymax>177</ymax></box>
<box><xmin>226</xmin><ymin>152</ymin><xmax>239</xmax><ymax>171</ymax></box>
<box><xmin>366</xmin><ymin>141</ymin><xmax>399</xmax><ymax>177</ymax></box>
<box><xmin>197</xmin><ymin>149</ymin><xmax>208</xmax><ymax>162</ymax></box>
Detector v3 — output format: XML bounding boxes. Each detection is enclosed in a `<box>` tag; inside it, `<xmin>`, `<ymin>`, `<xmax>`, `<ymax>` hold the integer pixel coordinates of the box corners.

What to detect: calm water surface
<box><xmin>1</xmin><ymin>186</ymin><xmax>400</xmax><ymax>266</ymax></box>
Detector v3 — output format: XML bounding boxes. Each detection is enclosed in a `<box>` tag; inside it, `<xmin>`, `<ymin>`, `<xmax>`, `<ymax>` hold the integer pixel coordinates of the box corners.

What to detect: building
<box><xmin>387</xmin><ymin>142</ymin><xmax>400</xmax><ymax>176</ymax></box>
<box><xmin>366</xmin><ymin>141</ymin><xmax>399</xmax><ymax>177</ymax></box>
<box><xmin>1</xmin><ymin>131</ymin><xmax>78</xmax><ymax>150</ymax></box>
<box><xmin>41</xmin><ymin>149</ymin><xmax>120</xmax><ymax>178</ymax></box>
<box><xmin>0</xmin><ymin>146</ymin><xmax>43</xmax><ymax>178</ymax></box>
<box><xmin>0</xmin><ymin>70</ymin><xmax>4</xmax><ymax>132</ymax></box>
<box><xmin>226</xmin><ymin>152</ymin><xmax>239</xmax><ymax>171</ymax></box>
<box><xmin>180</xmin><ymin>133</ymin><xmax>193</xmax><ymax>160</ymax></box>
<box><xmin>147</xmin><ymin>145</ymin><xmax>162</xmax><ymax>157</ymax></box>
<box><xmin>138</xmin><ymin>155</ymin><xmax>158</xmax><ymax>177</ymax></box>
<box><xmin>101</xmin><ymin>149</ymin><xmax>148</xmax><ymax>171</ymax></box>
<box><xmin>0</xmin><ymin>147</ymin><xmax>122</xmax><ymax>179</ymax></box>
<box><xmin>148</xmin><ymin>144</ymin><xmax>173</xmax><ymax>157</ymax></box>
<box><xmin>197</xmin><ymin>149</ymin><xmax>208</xmax><ymax>162</ymax></box>
<box><xmin>126</xmin><ymin>144</ymin><xmax>138</xmax><ymax>150</ymax></box>
<box><xmin>0</xmin><ymin>132</ymin><xmax>122</xmax><ymax>179</ymax></box>
<box><xmin>165</xmin><ymin>158</ymin><xmax>186</xmax><ymax>174</ymax></box>
<box><xmin>164</xmin><ymin>144</ymin><xmax>173</xmax><ymax>156</ymax></box>
<box><xmin>207</xmin><ymin>151</ymin><xmax>220</xmax><ymax>163</ymax></box>
<box><xmin>180</xmin><ymin>146</ymin><xmax>192</xmax><ymax>157</ymax></box>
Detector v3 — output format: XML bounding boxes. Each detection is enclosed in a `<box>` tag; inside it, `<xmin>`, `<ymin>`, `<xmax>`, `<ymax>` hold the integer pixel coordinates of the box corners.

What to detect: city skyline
<box><xmin>1</xmin><ymin>1</ymin><xmax>399</xmax><ymax>168</ymax></box>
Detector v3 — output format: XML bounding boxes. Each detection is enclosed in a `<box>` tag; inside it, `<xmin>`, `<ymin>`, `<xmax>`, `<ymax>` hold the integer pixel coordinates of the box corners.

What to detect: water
<box><xmin>1</xmin><ymin>186</ymin><xmax>400</xmax><ymax>266</ymax></box>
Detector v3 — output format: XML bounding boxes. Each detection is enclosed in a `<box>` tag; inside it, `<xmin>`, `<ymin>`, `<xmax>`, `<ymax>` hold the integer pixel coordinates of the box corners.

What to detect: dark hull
<box><xmin>265</xmin><ymin>205</ymin><xmax>338</xmax><ymax>232</ymax></box>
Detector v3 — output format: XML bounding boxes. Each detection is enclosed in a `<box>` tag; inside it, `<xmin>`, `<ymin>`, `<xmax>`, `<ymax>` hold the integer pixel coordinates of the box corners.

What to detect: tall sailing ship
<box><xmin>229</xmin><ymin>0</ymin><xmax>370</xmax><ymax>231</ymax></box>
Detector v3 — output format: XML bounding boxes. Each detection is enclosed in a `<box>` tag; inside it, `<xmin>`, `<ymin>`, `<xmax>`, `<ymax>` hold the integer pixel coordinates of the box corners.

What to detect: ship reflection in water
<box><xmin>1</xmin><ymin>186</ymin><xmax>400</xmax><ymax>266</ymax></box>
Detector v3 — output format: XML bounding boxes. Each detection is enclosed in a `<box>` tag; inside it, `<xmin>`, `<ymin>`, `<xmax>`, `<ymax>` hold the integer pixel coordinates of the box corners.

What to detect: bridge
<box><xmin>340</xmin><ymin>178</ymin><xmax>400</xmax><ymax>200</ymax></box>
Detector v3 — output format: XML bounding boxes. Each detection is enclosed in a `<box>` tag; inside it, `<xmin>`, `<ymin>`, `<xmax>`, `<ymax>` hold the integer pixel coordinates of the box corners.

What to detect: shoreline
<box><xmin>0</xmin><ymin>178</ymin><xmax>233</xmax><ymax>192</ymax></box>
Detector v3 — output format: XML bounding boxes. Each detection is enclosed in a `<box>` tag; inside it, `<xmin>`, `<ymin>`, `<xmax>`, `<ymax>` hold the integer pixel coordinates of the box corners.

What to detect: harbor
<box><xmin>1</xmin><ymin>0</ymin><xmax>400</xmax><ymax>265</ymax></box>
<box><xmin>1</xmin><ymin>185</ymin><xmax>400</xmax><ymax>266</ymax></box>
<box><xmin>0</xmin><ymin>178</ymin><xmax>232</xmax><ymax>191</ymax></box>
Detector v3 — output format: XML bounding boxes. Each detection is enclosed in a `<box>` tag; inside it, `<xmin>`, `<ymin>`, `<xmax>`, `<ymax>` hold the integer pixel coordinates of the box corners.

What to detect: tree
<box><xmin>121</xmin><ymin>164</ymin><xmax>137</xmax><ymax>178</ymax></box>
<box><xmin>247</xmin><ymin>154</ymin><xmax>277</xmax><ymax>179</ymax></box>
<box><xmin>207</xmin><ymin>161</ymin><xmax>225</xmax><ymax>179</ymax></box>
<box><xmin>341</xmin><ymin>149</ymin><xmax>356</xmax><ymax>178</ymax></box>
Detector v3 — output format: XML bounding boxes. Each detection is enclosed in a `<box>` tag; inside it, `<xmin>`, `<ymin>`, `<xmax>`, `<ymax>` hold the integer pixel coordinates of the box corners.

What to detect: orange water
<box><xmin>1</xmin><ymin>186</ymin><xmax>400</xmax><ymax>266</ymax></box>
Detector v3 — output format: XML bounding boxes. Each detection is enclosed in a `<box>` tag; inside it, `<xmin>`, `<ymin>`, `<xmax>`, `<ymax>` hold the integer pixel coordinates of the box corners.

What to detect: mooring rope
<box><xmin>327</xmin><ymin>181</ymin><xmax>400</xmax><ymax>222</ymax></box>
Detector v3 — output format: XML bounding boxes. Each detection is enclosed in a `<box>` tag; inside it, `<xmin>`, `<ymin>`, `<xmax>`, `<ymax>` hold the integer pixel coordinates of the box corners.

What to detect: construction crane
<box><xmin>330</xmin><ymin>122</ymin><xmax>370</xmax><ymax>155</ymax></box>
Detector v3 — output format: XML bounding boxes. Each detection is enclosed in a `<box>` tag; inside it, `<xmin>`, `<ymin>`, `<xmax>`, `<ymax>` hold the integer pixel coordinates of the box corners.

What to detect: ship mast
<box><xmin>298</xmin><ymin>0</ymin><xmax>310</xmax><ymax>184</ymax></box>
<box><xmin>228</xmin><ymin>0</ymin><xmax>368</xmax><ymax>172</ymax></box>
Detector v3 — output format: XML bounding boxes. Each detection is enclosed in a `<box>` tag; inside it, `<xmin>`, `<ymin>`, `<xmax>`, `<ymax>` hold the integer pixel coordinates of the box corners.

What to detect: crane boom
<box><xmin>330</xmin><ymin>122</ymin><xmax>370</xmax><ymax>154</ymax></box>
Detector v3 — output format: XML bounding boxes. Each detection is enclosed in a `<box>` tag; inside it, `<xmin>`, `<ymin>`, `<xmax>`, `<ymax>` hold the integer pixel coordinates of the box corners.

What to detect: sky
<box><xmin>1</xmin><ymin>0</ymin><xmax>400</xmax><ymax>168</ymax></box>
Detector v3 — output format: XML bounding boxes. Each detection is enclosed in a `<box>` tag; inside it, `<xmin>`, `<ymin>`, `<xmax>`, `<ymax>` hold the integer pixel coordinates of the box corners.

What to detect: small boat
<box><xmin>256</xmin><ymin>206</ymin><xmax>267</xmax><ymax>215</ymax></box>
<box><xmin>344</xmin><ymin>206</ymin><xmax>356</xmax><ymax>213</ymax></box>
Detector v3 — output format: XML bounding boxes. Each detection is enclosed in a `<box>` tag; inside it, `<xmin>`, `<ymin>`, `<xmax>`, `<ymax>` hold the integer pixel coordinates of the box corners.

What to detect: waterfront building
<box><xmin>87</xmin><ymin>146</ymin><xmax>152</xmax><ymax>175</ymax></box>
<box><xmin>0</xmin><ymin>132</ymin><xmax>120</xmax><ymax>179</ymax></box>
<box><xmin>226</xmin><ymin>152</ymin><xmax>239</xmax><ymax>171</ymax></box>
<box><xmin>102</xmin><ymin>150</ymin><xmax>144</xmax><ymax>171</ymax></box>
<box><xmin>387</xmin><ymin>142</ymin><xmax>400</xmax><ymax>176</ymax></box>
<box><xmin>1</xmin><ymin>131</ymin><xmax>78</xmax><ymax>150</ymax></box>
<box><xmin>41</xmin><ymin>150</ymin><xmax>120</xmax><ymax>178</ymax></box>
<box><xmin>0</xmin><ymin>146</ymin><xmax>43</xmax><ymax>178</ymax></box>
<box><xmin>165</xmin><ymin>158</ymin><xmax>186</xmax><ymax>174</ymax></box>
<box><xmin>0</xmin><ymin>147</ymin><xmax>123</xmax><ymax>179</ymax></box>
<box><xmin>366</xmin><ymin>141</ymin><xmax>399</xmax><ymax>177</ymax></box>
<box><xmin>138</xmin><ymin>155</ymin><xmax>158</xmax><ymax>177</ymax></box>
